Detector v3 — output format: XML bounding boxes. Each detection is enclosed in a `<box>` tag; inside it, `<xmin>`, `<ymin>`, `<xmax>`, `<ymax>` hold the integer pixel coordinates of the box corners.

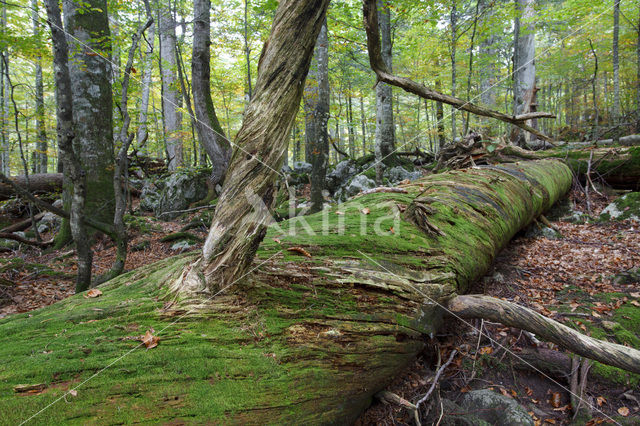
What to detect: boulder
<box><xmin>460</xmin><ymin>389</ymin><xmax>534</xmax><ymax>426</ymax></box>
<box><xmin>37</xmin><ymin>212</ymin><xmax>61</xmax><ymax>234</ymax></box>
<box><xmin>384</xmin><ymin>165</ymin><xmax>421</xmax><ymax>184</ymax></box>
<box><xmin>141</xmin><ymin>169</ymin><xmax>210</xmax><ymax>220</ymax></box>
<box><xmin>292</xmin><ymin>161</ymin><xmax>312</xmax><ymax>174</ymax></box>
<box><xmin>326</xmin><ymin>160</ymin><xmax>359</xmax><ymax>193</ymax></box>
<box><xmin>600</xmin><ymin>192</ymin><xmax>640</xmax><ymax>222</ymax></box>
<box><xmin>343</xmin><ymin>175</ymin><xmax>376</xmax><ymax>198</ymax></box>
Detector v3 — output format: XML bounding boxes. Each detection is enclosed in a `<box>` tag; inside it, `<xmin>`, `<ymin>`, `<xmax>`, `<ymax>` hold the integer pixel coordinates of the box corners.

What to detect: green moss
<box><xmin>159</xmin><ymin>232</ymin><xmax>203</xmax><ymax>243</ymax></box>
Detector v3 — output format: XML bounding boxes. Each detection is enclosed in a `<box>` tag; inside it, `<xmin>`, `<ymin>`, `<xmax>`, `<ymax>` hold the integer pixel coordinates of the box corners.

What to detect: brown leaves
<box><xmin>549</xmin><ymin>392</ymin><xmax>562</xmax><ymax>408</ymax></box>
<box><xmin>361</xmin><ymin>207</ymin><xmax>370</xmax><ymax>215</ymax></box>
<box><xmin>617</xmin><ymin>406</ymin><xmax>630</xmax><ymax>417</ymax></box>
<box><xmin>142</xmin><ymin>330</ymin><xmax>159</xmax><ymax>349</ymax></box>
<box><xmin>286</xmin><ymin>247</ymin><xmax>311</xmax><ymax>258</ymax></box>
<box><xmin>84</xmin><ymin>289</ymin><xmax>102</xmax><ymax>298</ymax></box>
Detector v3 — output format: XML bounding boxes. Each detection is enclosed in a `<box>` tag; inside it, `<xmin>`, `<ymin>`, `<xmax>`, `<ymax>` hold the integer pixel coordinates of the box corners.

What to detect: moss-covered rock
<box><xmin>599</xmin><ymin>192</ymin><xmax>640</xmax><ymax>222</ymax></box>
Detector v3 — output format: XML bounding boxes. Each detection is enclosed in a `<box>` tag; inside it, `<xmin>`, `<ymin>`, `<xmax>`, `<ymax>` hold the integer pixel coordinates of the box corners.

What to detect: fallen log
<box><xmin>0</xmin><ymin>212</ymin><xmax>45</xmax><ymax>234</ymax></box>
<box><xmin>1</xmin><ymin>160</ymin><xmax>639</xmax><ymax>424</ymax></box>
<box><xmin>0</xmin><ymin>173</ymin><xmax>63</xmax><ymax>201</ymax></box>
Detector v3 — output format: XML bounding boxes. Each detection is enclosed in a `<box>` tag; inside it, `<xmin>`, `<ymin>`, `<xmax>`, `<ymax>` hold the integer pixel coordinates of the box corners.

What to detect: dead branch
<box><xmin>363</xmin><ymin>0</ymin><xmax>555</xmax><ymax>143</ymax></box>
<box><xmin>448</xmin><ymin>295</ymin><xmax>640</xmax><ymax>374</ymax></box>
<box><xmin>0</xmin><ymin>232</ymin><xmax>53</xmax><ymax>247</ymax></box>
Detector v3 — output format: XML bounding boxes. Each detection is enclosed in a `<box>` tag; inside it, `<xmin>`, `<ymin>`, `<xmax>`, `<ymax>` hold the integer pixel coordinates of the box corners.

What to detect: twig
<box><xmin>157</xmin><ymin>204</ymin><xmax>216</xmax><ymax>218</ymax></box>
<box><xmin>415</xmin><ymin>350</ymin><xmax>458</xmax><ymax>409</ymax></box>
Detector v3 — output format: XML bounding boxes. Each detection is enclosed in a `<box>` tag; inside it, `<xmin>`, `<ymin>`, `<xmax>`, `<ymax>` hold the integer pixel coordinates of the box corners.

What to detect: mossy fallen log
<box><xmin>500</xmin><ymin>145</ymin><xmax>640</xmax><ymax>190</ymax></box>
<box><xmin>2</xmin><ymin>159</ymin><xmax>630</xmax><ymax>424</ymax></box>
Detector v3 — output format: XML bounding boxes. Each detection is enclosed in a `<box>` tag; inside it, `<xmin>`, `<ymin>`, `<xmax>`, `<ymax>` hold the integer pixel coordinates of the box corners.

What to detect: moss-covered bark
<box><xmin>0</xmin><ymin>160</ymin><xmax>571</xmax><ymax>424</ymax></box>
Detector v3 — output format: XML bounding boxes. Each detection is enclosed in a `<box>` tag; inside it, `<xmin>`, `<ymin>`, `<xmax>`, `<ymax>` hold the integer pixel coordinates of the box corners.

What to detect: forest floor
<box><xmin>0</xmin><ymin>187</ymin><xmax>639</xmax><ymax>424</ymax></box>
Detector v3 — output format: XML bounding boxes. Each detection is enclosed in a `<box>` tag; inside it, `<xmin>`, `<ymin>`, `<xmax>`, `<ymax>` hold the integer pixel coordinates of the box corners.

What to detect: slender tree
<box><xmin>32</xmin><ymin>0</ymin><xmax>47</xmax><ymax>173</ymax></box>
<box><xmin>513</xmin><ymin>0</ymin><xmax>537</xmax><ymax>146</ymax></box>
<box><xmin>158</xmin><ymin>0</ymin><xmax>183</xmax><ymax>170</ymax></box>
<box><xmin>136</xmin><ymin>21</ymin><xmax>156</xmax><ymax>150</ymax></box>
<box><xmin>613</xmin><ymin>0</ymin><xmax>621</xmax><ymax>141</ymax></box>
<box><xmin>304</xmin><ymin>19</ymin><xmax>330</xmax><ymax>214</ymax></box>
<box><xmin>192</xmin><ymin>0</ymin><xmax>231</xmax><ymax>186</ymax></box>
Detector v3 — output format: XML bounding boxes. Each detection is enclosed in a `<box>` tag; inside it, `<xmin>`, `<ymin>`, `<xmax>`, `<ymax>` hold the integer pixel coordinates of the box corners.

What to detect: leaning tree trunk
<box><xmin>192</xmin><ymin>0</ymin><xmax>231</xmax><ymax>187</ymax></box>
<box><xmin>2</xmin><ymin>160</ymin><xmax>639</xmax><ymax>424</ymax></box>
<box><xmin>172</xmin><ymin>0</ymin><xmax>332</xmax><ymax>294</ymax></box>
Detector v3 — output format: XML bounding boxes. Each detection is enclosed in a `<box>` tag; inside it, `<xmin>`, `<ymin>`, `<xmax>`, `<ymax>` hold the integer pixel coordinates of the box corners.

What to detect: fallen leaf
<box><xmin>525</xmin><ymin>386</ymin><xmax>533</xmax><ymax>396</ymax></box>
<box><xmin>544</xmin><ymin>419</ymin><xmax>556</xmax><ymax>424</ymax></box>
<box><xmin>69</xmin><ymin>389</ymin><xmax>78</xmax><ymax>397</ymax></box>
<box><xmin>499</xmin><ymin>388</ymin><xmax>511</xmax><ymax>398</ymax></box>
<box><xmin>361</xmin><ymin>208</ymin><xmax>370</xmax><ymax>215</ymax></box>
<box><xmin>478</xmin><ymin>346</ymin><xmax>493</xmax><ymax>355</ymax></box>
<box><xmin>272</xmin><ymin>238</ymin><xmax>281</xmax><ymax>244</ymax></box>
<box><xmin>617</xmin><ymin>406</ymin><xmax>630</xmax><ymax>417</ymax></box>
<box><xmin>389</xmin><ymin>227</ymin><xmax>395</xmax><ymax>234</ymax></box>
<box><xmin>84</xmin><ymin>289</ymin><xmax>102</xmax><ymax>298</ymax></box>
<box><xmin>631</xmin><ymin>300</ymin><xmax>640</xmax><ymax>307</ymax></box>
<box><xmin>630</xmin><ymin>292</ymin><xmax>640</xmax><ymax>298</ymax></box>
<box><xmin>549</xmin><ymin>392</ymin><xmax>562</xmax><ymax>408</ymax></box>
<box><xmin>287</xmin><ymin>247</ymin><xmax>312</xmax><ymax>258</ymax></box>
<box><xmin>335</xmin><ymin>211</ymin><xmax>345</xmax><ymax>215</ymax></box>
<box><xmin>596</xmin><ymin>396</ymin><xmax>606</xmax><ymax>406</ymax></box>
<box><xmin>142</xmin><ymin>330</ymin><xmax>159</xmax><ymax>349</ymax></box>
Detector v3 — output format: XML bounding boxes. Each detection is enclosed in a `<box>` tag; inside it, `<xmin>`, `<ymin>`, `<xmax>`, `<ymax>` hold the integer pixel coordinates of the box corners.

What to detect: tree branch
<box><xmin>362</xmin><ymin>0</ymin><xmax>555</xmax><ymax>143</ymax></box>
<box><xmin>448</xmin><ymin>295</ymin><xmax>640</xmax><ymax>374</ymax></box>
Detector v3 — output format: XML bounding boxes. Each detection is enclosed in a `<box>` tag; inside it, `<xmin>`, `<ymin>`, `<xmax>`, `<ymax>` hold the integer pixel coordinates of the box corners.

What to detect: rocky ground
<box><xmin>0</xmin><ymin>164</ymin><xmax>638</xmax><ymax>424</ymax></box>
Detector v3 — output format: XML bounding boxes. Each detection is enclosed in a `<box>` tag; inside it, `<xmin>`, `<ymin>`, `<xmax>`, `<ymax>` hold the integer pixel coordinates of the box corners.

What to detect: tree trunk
<box><xmin>613</xmin><ymin>0</ymin><xmax>621</xmax><ymax>125</ymax></box>
<box><xmin>513</xmin><ymin>0</ymin><xmax>537</xmax><ymax>147</ymax></box>
<box><xmin>136</xmin><ymin>22</ymin><xmax>155</xmax><ymax>149</ymax></box>
<box><xmin>63</xmin><ymin>0</ymin><xmax>115</xmax><ymax>231</ymax></box>
<box><xmin>304</xmin><ymin>19</ymin><xmax>330</xmax><ymax>214</ymax></box>
<box><xmin>192</xmin><ymin>0</ymin><xmax>231</xmax><ymax>187</ymax></box>
<box><xmin>159</xmin><ymin>2</ymin><xmax>183</xmax><ymax>171</ymax></box>
<box><xmin>375</xmin><ymin>0</ymin><xmax>395</xmax><ymax>184</ymax></box>
<box><xmin>244</xmin><ymin>0</ymin><xmax>252</xmax><ymax>100</ymax></box>
<box><xmin>0</xmin><ymin>4</ymin><xmax>9</xmax><ymax>176</ymax></box>
<box><xmin>168</xmin><ymin>0</ymin><xmax>331</xmax><ymax>294</ymax></box>
<box><xmin>450</xmin><ymin>0</ymin><xmax>458</xmax><ymax>140</ymax></box>
<box><xmin>4</xmin><ymin>160</ymin><xmax>639</xmax><ymax>424</ymax></box>
<box><xmin>435</xmin><ymin>79</ymin><xmax>446</xmax><ymax>150</ymax></box>
<box><xmin>32</xmin><ymin>0</ymin><xmax>47</xmax><ymax>174</ymax></box>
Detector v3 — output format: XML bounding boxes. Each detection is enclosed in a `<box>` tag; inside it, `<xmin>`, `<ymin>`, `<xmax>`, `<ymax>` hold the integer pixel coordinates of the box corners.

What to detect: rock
<box><xmin>171</xmin><ymin>240</ymin><xmax>195</xmax><ymax>251</ymax></box>
<box><xmin>139</xmin><ymin>182</ymin><xmax>160</xmax><ymax>212</ymax></box>
<box><xmin>326</xmin><ymin>160</ymin><xmax>359</xmax><ymax>193</ymax></box>
<box><xmin>343</xmin><ymin>175</ymin><xmax>376</xmax><ymax>198</ymax></box>
<box><xmin>600</xmin><ymin>192</ymin><xmax>640</xmax><ymax>222</ymax></box>
<box><xmin>525</xmin><ymin>225</ymin><xmax>561</xmax><ymax>239</ymax></box>
<box><xmin>37</xmin><ymin>212</ymin><xmax>61</xmax><ymax>234</ymax></box>
<box><xmin>292</xmin><ymin>161</ymin><xmax>312</xmax><ymax>174</ymax></box>
<box><xmin>384</xmin><ymin>166</ymin><xmax>421</xmax><ymax>184</ymax></box>
<box><xmin>154</xmin><ymin>169</ymin><xmax>210</xmax><ymax>220</ymax></box>
<box><xmin>52</xmin><ymin>199</ymin><xmax>63</xmax><ymax>209</ymax></box>
<box><xmin>460</xmin><ymin>389</ymin><xmax>535</xmax><ymax>426</ymax></box>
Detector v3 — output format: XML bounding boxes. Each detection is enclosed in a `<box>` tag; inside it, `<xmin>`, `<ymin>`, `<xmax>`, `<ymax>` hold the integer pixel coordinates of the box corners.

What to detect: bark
<box><xmin>449</xmin><ymin>295</ymin><xmax>640</xmax><ymax>373</ymax></box>
<box><xmin>450</xmin><ymin>0</ymin><xmax>458</xmax><ymax>139</ymax></box>
<box><xmin>304</xmin><ymin>19</ymin><xmax>329</xmax><ymax>214</ymax></box>
<box><xmin>244</xmin><ymin>0</ymin><xmax>252</xmax><ymax>100</ymax></box>
<box><xmin>170</xmin><ymin>0</ymin><xmax>331</xmax><ymax>293</ymax></box>
<box><xmin>613</xmin><ymin>0</ymin><xmax>621</xmax><ymax>121</ymax></box>
<box><xmin>363</xmin><ymin>0</ymin><xmax>554</xmax><ymax>143</ymax></box>
<box><xmin>63</xmin><ymin>0</ymin><xmax>115</xmax><ymax>230</ymax></box>
<box><xmin>159</xmin><ymin>1</ymin><xmax>183</xmax><ymax>170</ymax></box>
<box><xmin>46</xmin><ymin>0</ymin><xmax>93</xmax><ymax>293</ymax></box>
<box><xmin>5</xmin><ymin>160</ymin><xmax>639</xmax><ymax>424</ymax></box>
<box><xmin>192</xmin><ymin>0</ymin><xmax>232</xmax><ymax>187</ymax></box>
<box><xmin>0</xmin><ymin>4</ymin><xmax>8</xmax><ymax>176</ymax></box>
<box><xmin>0</xmin><ymin>173</ymin><xmax>63</xmax><ymax>201</ymax></box>
<box><xmin>435</xmin><ymin>80</ymin><xmax>446</xmax><ymax>150</ymax></box>
<box><xmin>374</xmin><ymin>0</ymin><xmax>395</xmax><ymax>183</ymax></box>
<box><xmin>136</xmin><ymin>22</ymin><xmax>156</xmax><ymax>149</ymax></box>
<box><xmin>32</xmin><ymin>0</ymin><xmax>47</xmax><ymax>174</ymax></box>
<box><xmin>513</xmin><ymin>0</ymin><xmax>537</xmax><ymax>146</ymax></box>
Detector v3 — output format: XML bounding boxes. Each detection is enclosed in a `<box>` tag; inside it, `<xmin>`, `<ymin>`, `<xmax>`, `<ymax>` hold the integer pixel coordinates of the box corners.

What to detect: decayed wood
<box><xmin>447</xmin><ymin>295</ymin><xmax>640</xmax><ymax>374</ymax></box>
<box><xmin>362</xmin><ymin>0</ymin><xmax>555</xmax><ymax>143</ymax></box>
<box><xmin>0</xmin><ymin>173</ymin><xmax>62</xmax><ymax>201</ymax></box>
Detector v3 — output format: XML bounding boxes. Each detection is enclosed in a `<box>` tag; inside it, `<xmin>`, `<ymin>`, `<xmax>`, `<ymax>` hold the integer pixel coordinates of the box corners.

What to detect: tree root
<box><xmin>447</xmin><ymin>295</ymin><xmax>640</xmax><ymax>374</ymax></box>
